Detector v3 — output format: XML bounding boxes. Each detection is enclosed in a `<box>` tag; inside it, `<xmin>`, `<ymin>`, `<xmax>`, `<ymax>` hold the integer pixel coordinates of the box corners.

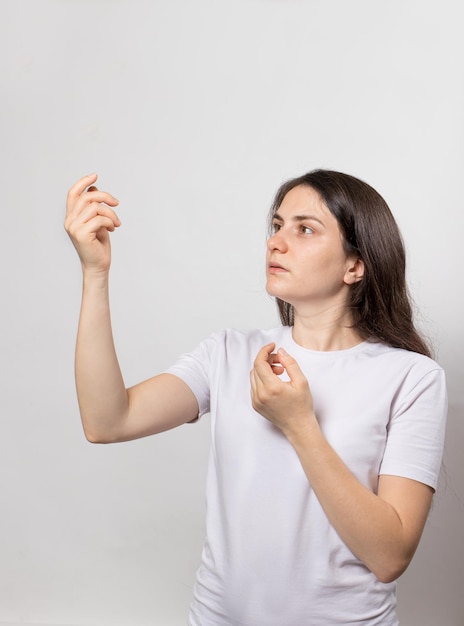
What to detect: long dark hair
<box><xmin>269</xmin><ymin>169</ymin><xmax>432</xmax><ymax>358</ymax></box>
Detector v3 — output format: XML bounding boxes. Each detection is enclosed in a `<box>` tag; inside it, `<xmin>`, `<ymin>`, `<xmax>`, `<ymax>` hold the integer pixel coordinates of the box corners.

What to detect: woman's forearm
<box><xmin>286</xmin><ymin>420</ymin><xmax>432</xmax><ymax>583</ymax></box>
<box><xmin>75</xmin><ymin>271</ymin><xmax>129</xmax><ymax>442</ymax></box>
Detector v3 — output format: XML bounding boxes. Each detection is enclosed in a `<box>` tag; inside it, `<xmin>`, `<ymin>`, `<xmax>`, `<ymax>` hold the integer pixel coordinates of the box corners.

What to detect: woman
<box><xmin>65</xmin><ymin>169</ymin><xmax>447</xmax><ymax>625</ymax></box>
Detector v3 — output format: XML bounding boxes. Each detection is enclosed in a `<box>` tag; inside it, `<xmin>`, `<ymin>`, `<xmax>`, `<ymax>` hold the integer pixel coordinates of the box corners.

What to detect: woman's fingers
<box><xmin>276</xmin><ymin>348</ymin><xmax>305</xmax><ymax>383</ymax></box>
<box><xmin>65</xmin><ymin>203</ymin><xmax>120</xmax><ymax>239</ymax></box>
<box><xmin>70</xmin><ymin>213</ymin><xmax>118</xmax><ymax>238</ymax></box>
<box><xmin>251</xmin><ymin>344</ymin><xmax>309</xmax><ymax>399</ymax></box>
<box><xmin>67</xmin><ymin>190</ymin><xmax>120</xmax><ymax>219</ymax></box>
<box><xmin>252</xmin><ymin>343</ymin><xmax>293</xmax><ymax>382</ymax></box>
<box><xmin>65</xmin><ymin>174</ymin><xmax>121</xmax><ymax>272</ymax></box>
<box><xmin>251</xmin><ymin>345</ymin><xmax>314</xmax><ymax>433</ymax></box>
<box><xmin>65</xmin><ymin>174</ymin><xmax>121</xmax><ymax>232</ymax></box>
<box><xmin>66</xmin><ymin>174</ymin><xmax>119</xmax><ymax>218</ymax></box>
<box><xmin>78</xmin><ymin>201</ymin><xmax>120</xmax><ymax>225</ymax></box>
<box><xmin>66</xmin><ymin>173</ymin><xmax>98</xmax><ymax>207</ymax></box>
<box><xmin>252</xmin><ymin>343</ymin><xmax>276</xmax><ymax>380</ymax></box>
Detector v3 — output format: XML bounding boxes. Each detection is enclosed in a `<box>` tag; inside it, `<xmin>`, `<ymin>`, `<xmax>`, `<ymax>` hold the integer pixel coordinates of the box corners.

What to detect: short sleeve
<box><xmin>165</xmin><ymin>331</ymin><xmax>224</xmax><ymax>419</ymax></box>
<box><xmin>379</xmin><ymin>368</ymin><xmax>448</xmax><ymax>490</ymax></box>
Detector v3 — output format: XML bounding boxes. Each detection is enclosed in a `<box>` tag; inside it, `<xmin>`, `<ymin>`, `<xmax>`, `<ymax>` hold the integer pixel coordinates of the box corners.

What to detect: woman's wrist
<box><xmin>283</xmin><ymin>411</ymin><xmax>320</xmax><ymax>448</ymax></box>
<box><xmin>82</xmin><ymin>267</ymin><xmax>110</xmax><ymax>290</ymax></box>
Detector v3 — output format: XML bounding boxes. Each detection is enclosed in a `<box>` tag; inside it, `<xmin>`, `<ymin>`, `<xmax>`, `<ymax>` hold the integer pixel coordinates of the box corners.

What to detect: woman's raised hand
<box><xmin>65</xmin><ymin>173</ymin><xmax>121</xmax><ymax>273</ymax></box>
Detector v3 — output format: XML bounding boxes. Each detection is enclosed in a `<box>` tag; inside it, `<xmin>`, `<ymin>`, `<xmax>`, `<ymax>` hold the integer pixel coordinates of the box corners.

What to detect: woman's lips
<box><xmin>268</xmin><ymin>262</ymin><xmax>288</xmax><ymax>273</ymax></box>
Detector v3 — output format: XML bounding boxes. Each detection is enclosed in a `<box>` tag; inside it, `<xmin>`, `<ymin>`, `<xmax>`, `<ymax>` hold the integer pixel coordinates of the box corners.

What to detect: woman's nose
<box><xmin>267</xmin><ymin>230</ymin><xmax>288</xmax><ymax>252</ymax></box>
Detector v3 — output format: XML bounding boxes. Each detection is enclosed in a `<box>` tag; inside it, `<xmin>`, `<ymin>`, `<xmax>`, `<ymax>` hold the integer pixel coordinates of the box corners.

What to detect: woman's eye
<box><xmin>271</xmin><ymin>222</ymin><xmax>282</xmax><ymax>233</ymax></box>
<box><xmin>300</xmin><ymin>225</ymin><xmax>314</xmax><ymax>235</ymax></box>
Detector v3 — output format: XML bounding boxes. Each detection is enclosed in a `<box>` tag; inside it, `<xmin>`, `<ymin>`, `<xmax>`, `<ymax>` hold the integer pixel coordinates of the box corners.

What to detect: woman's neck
<box><xmin>292</xmin><ymin>308</ymin><xmax>364</xmax><ymax>351</ymax></box>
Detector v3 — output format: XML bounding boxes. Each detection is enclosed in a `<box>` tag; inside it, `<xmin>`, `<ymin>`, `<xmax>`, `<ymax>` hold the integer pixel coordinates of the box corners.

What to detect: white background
<box><xmin>1</xmin><ymin>0</ymin><xmax>463</xmax><ymax>624</ymax></box>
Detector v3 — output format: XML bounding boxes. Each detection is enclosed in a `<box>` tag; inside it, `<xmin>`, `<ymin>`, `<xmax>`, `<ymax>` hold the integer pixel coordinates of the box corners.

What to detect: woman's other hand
<box><xmin>250</xmin><ymin>343</ymin><xmax>315</xmax><ymax>438</ymax></box>
<box><xmin>64</xmin><ymin>173</ymin><xmax>121</xmax><ymax>273</ymax></box>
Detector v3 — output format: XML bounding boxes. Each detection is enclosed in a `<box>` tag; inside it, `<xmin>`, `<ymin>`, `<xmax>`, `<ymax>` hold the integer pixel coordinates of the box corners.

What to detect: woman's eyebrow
<box><xmin>273</xmin><ymin>211</ymin><xmax>326</xmax><ymax>227</ymax></box>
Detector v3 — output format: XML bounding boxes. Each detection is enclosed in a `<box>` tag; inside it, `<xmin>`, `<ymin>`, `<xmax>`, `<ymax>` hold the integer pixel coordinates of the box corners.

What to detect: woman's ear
<box><xmin>344</xmin><ymin>257</ymin><xmax>364</xmax><ymax>285</ymax></box>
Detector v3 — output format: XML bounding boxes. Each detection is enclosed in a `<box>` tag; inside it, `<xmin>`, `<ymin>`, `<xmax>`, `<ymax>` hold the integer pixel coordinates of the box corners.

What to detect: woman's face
<box><xmin>266</xmin><ymin>185</ymin><xmax>363</xmax><ymax>312</ymax></box>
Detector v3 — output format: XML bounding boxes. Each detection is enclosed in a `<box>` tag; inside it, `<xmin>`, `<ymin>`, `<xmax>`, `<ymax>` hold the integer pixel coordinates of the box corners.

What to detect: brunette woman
<box><xmin>65</xmin><ymin>169</ymin><xmax>447</xmax><ymax>626</ymax></box>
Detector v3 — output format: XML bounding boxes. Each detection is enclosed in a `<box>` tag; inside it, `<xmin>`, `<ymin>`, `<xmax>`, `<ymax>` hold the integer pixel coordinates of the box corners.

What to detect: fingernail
<box><xmin>278</xmin><ymin>347</ymin><xmax>288</xmax><ymax>356</ymax></box>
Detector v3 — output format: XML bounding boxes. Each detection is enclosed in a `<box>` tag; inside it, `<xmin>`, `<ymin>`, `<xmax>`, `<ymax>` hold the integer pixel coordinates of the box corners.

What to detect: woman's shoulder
<box><xmin>363</xmin><ymin>340</ymin><xmax>445</xmax><ymax>378</ymax></box>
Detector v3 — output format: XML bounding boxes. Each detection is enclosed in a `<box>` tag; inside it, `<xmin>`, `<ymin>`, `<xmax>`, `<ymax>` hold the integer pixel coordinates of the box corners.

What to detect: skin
<box><xmin>65</xmin><ymin>175</ymin><xmax>434</xmax><ymax>584</ymax></box>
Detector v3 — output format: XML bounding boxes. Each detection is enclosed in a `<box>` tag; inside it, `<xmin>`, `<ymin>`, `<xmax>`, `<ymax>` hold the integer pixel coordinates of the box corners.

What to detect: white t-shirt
<box><xmin>166</xmin><ymin>326</ymin><xmax>447</xmax><ymax>626</ymax></box>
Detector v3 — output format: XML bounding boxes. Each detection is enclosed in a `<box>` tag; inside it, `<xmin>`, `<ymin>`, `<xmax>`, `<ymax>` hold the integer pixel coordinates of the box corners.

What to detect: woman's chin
<box><xmin>265</xmin><ymin>285</ymin><xmax>280</xmax><ymax>298</ymax></box>
<box><xmin>265</xmin><ymin>279</ymin><xmax>284</xmax><ymax>298</ymax></box>
<box><xmin>265</xmin><ymin>285</ymin><xmax>292</xmax><ymax>305</ymax></box>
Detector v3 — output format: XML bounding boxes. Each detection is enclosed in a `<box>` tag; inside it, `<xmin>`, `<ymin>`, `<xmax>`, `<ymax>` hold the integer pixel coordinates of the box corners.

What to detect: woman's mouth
<box><xmin>268</xmin><ymin>262</ymin><xmax>288</xmax><ymax>273</ymax></box>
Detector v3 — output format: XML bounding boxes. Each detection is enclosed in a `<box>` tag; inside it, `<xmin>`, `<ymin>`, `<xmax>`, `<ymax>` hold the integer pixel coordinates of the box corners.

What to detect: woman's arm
<box><xmin>250</xmin><ymin>343</ymin><xmax>433</xmax><ymax>583</ymax></box>
<box><xmin>65</xmin><ymin>174</ymin><xmax>198</xmax><ymax>443</ymax></box>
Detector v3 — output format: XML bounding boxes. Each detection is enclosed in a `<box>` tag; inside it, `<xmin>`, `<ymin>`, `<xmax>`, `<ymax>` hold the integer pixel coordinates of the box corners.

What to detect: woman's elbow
<box><xmin>82</xmin><ymin>421</ymin><xmax>120</xmax><ymax>444</ymax></box>
<box><xmin>372</xmin><ymin>554</ymin><xmax>413</xmax><ymax>584</ymax></box>
<box><xmin>83</xmin><ymin>429</ymin><xmax>112</xmax><ymax>444</ymax></box>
